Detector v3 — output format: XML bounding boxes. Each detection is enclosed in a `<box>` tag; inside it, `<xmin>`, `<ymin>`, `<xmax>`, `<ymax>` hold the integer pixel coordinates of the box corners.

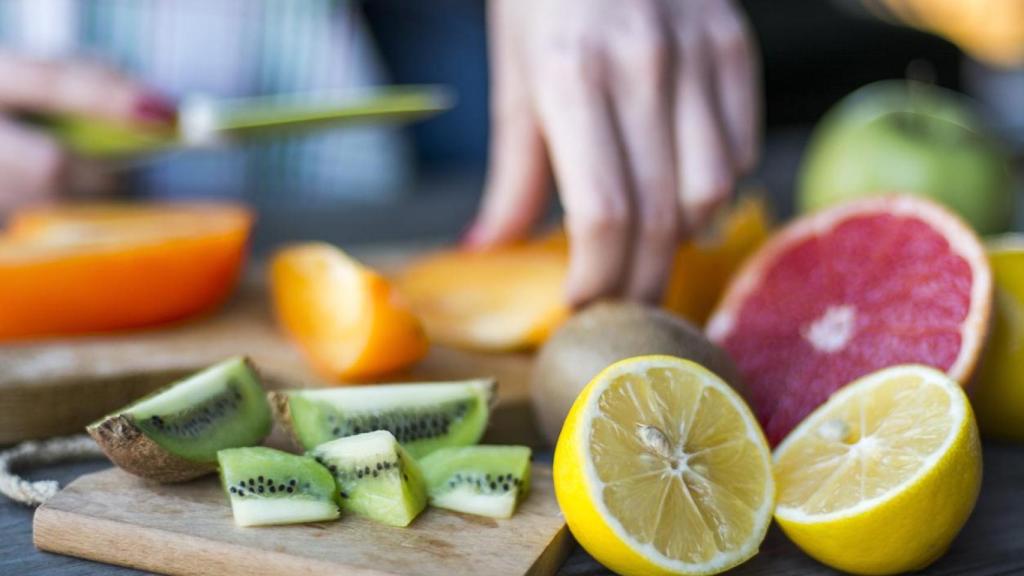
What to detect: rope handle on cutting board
<box><xmin>0</xmin><ymin>435</ymin><xmax>103</xmax><ymax>506</ymax></box>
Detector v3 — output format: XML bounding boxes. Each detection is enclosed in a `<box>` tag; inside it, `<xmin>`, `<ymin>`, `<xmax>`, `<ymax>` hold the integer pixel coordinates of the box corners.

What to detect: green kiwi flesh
<box><xmin>271</xmin><ymin>378</ymin><xmax>495</xmax><ymax>458</ymax></box>
<box><xmin>218</xmin><ymin>447</ymin><xmax>340</xmax><ymax>527</ymax></box>
<box><xmin>419</xmin><ymin>445</ymin><xmax>532</xmax><ymax>519</ymax></box>
<box><xmin>88</xmin><ymin>356</ymin><xmax>272</xmax><ymax>482</ymax></box>
<box><xmin>310</xmin><ymin>430</ymin><xmax>427</xmax><ymax>527</ymax></box>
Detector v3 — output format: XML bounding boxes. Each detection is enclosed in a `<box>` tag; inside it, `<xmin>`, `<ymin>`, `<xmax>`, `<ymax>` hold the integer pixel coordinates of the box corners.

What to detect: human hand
<box><xmin>0</xmin><ymin>52</ymin><xmax>175</xmax><ymax>214</ymax></box>
<box><xmin>469</xmin><ymin>0</ymin><xmax>760</xmax><ymax>305</ymax></box>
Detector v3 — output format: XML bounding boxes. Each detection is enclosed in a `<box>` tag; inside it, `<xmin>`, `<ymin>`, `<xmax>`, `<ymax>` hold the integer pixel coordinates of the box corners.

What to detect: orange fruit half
<box><xmin>0</xmin><ymin>202</ymin><xmax>251</xmax><ymax>340</ymax></box>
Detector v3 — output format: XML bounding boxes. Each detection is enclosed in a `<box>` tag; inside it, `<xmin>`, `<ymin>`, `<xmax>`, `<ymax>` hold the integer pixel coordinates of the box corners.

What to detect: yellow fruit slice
<box><xmin>397</xmin><ymin>234</ymin><xmax>569</xmax><ymax>351</ymax></box>
<box><xmin>974</xmin><ymin>235</ymin><xmax>1024</xmax><ymax>441</ymax></box>
<box><xmin>774</xmin><ymin>365</ymin><xmax>981</xmax><ymax>575</ymax></box>
<box><xmin>663</xmin><ymin>195</ymin><xmax>771</xmax><ymax>326</ymax></box>
<box><xmin>553</xmin><ymin>355</ymin><xmax>774</xmax><ymax>576</ymax></box>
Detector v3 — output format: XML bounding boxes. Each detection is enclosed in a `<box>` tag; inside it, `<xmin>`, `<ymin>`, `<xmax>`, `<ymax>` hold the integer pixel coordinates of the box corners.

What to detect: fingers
<box><xmin>534</xmin><ymin>44</ymin><xmax>632</xmax><ymax>306</ymax></box>
<box><xmin>609</xmin><ymin>14</ymin><xmax>681</xmax><ymax>303</ymax></box>
<box><xmin>707</xmin><ymin>0</ymin><xmax>760</xmax><ymax>173</ymax></box>
<box><xmin>469</xmin><ymin>118</ymin><xmax>551</xmax><ymax>247</ymax></box>
<box><xmin>0</xmin><ymin>52</ymin><xmax>174</xmax><ymax>124</ymax></box>
<box><xmin>468</xmin><ymin>0</ymin><xmax>552</xmax><ymax>248</ymax></box>
<box><xmin>0</xmin><ymin>119</ymin><xmax>66</xmax><ymax>212</ymax></box>
<box><xmin>674</xmin><ymin>29</ymin><xmax>735</xmax><ymax>234</ymax></box>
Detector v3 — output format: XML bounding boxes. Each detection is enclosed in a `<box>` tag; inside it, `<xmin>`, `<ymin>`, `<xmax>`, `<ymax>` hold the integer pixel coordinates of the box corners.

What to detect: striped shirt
<box><xmin>0</xmin><ymin>0</ymin><xmax>412</xmax><ymax>204</ymax></box>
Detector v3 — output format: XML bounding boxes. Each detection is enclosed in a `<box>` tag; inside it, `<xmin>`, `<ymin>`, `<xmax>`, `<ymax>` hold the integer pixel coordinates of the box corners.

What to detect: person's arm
<box><xmin>0</xmin><ymin>52</ymin><xmax>174</xmax><ymax>213</ymax></box>
<box><xmin>468</xmin><ymin>0</ymin><xmax>760</xmax><ymax>306</ymax></box>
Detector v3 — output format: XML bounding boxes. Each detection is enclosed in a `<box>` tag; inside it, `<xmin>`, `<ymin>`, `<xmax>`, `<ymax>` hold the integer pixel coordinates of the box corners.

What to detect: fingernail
<box><xmin>133</xmin><ymin>93</ymin><xmax>177</xmax><ymax>125</ymax></box>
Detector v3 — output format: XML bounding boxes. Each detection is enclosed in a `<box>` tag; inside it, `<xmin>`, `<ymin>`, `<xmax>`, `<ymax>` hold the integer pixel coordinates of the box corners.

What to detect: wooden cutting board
<box><xmin>0</xmin><ymin>285</ymin><xmax>544</xmax><ymax>447</ymax></box>
<box><xmin>33</xmin><ymin>464</ymin><xmax>571</xmax><ymax>576</ymax></box>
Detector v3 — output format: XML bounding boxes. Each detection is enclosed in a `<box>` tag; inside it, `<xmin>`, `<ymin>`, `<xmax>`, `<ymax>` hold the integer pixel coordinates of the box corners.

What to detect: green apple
<box><xmin>797</xmin><ymin>80</ymin><xmax>1014</xmax><ymax>235</ymax></box>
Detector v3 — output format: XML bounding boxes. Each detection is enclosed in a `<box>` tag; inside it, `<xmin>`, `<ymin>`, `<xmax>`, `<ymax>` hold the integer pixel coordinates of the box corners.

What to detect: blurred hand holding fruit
<box><xmin>474</xmin><ymin>0</ymin><xmax>759</xmax><ymax>305</ymax></box>
<box><xmin>0</xmin><ymin>53</ymin><xmax>175</xmax><ymax>214</ymax></box>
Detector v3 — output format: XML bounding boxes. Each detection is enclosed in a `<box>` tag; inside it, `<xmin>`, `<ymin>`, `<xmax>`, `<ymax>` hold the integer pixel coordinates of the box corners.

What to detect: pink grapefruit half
<box><xmin>707</xmin><ymin>195</ymin><xmax>992</xmax><ymax>445</ymax></box>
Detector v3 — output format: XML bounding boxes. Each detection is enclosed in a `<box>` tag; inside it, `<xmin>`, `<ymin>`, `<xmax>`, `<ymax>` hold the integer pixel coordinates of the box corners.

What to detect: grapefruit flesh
<box><xmin>707</xmin><ymin>196</ymin><xmax>991</xmax><ymax>445</ymax></box>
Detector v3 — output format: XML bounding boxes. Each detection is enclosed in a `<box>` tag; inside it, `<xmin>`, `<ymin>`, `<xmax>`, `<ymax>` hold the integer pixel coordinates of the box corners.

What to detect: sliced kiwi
<box><xmin>271</xmin><ymin>378</ymin><xmax>496</xmax><ymax>458</ymax></box>
<box><xmin>88</xmin><ymin>356</ymin><xmax>272</xmax><ymax>482</ymax></box>
<box><xmin>419</xmin><ymin>445</ymin><xmax>532</xmax><ymax>519</ymax></box>
<box><xmin>310</xmin><ymin>430</ymin><xmax>427</xmax><ymax>527</ymax></box>
<box><xmin>218</xmin><ymin>447</ymin><xmax>340</xmax><ymax>527</ymax></box>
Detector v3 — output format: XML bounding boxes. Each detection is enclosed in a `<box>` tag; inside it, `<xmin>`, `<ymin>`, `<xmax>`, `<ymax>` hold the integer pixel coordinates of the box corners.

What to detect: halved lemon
<box><xmin>553</xmin><ymin>355</ymin><xmax>774</xmax><ymax>576</ymax></box>
<box><xmin>774</xmin><ymin>364</ymin><xmax>982</xmax><ymax>575</ymax></box>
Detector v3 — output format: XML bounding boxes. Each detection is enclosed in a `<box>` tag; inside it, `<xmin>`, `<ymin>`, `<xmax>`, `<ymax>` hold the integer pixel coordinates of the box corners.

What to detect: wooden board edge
<box><xmin>33</xmin><ymin>506</ymin><xmax>391</xmax><ymax>576</ymax></box>
<box><xmin>525</xmin><ymin>524</ymin><xmax>574</xmax><ymax>576</ymax></box>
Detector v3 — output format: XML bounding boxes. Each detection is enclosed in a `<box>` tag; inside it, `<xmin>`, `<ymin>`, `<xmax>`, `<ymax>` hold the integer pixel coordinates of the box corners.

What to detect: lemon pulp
<box><xmin>776</xmin><ymin>370</ymin><xmax>956</xmax><ymax>516</ymax></box>
<box><xmin>556</xmin><ymin>356</ymin><xmax>773</xmax><ymax>575</ymax></box>
<box><xmin>772</xmin><ymin>365</ymin><xmax>981</xmax><ymax>575</ymax></box>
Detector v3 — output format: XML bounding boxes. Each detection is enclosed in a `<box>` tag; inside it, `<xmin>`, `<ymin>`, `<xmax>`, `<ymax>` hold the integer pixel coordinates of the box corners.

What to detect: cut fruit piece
<box><xmin>774</xmin><ymin>365</ymin><xmax>982</xmax><ymax>575</ymax></box>
<box><xmin>270</xmin><ymin>378</ymin><xmax>495</xmax><ymax>458</ymax></box>
<box><xmin>399</xmin><ymin>198</ymin><xmax>768</xmax><ymax>352</ymax></box>
<box><xmin>707</xmin><ymin>195</ymin><xmax>992</xmax><ymax>445</ymax></box>
<box><xmin>398</xmin><ymin>234</ymin><xmax>569</xmax><ymax>351</ymax></box>
<box><xmin>663</xmin><ymin>195</ymin><xmax>771</xmax><ymax>326</ymax></box>
<box><xmin>0</xmin><ymin>202</ymin><xmax>251</xmax><ymax>341</ymax></box>
<box><xmin>270</xmin><ymin>243</ymin><xmax>428</xmax><ymax>381</ymax></box>
<box><xmin>88</xmin><ymin>357</ymin><xmax>272</xmax><ymax>482</ymax></box>
<box><xmin>218</xmin><ymin>446</ymin><xmax>340</xmax><ymax>527</ymax></box>
<box><xmin>554</xmin><ymin>355</ymin><xmax>774</xmax><ymax>576</ymax></box>
<box><xmin>310</xmin><ymin>430</ymin><xmax>427</xmax><ymax>527</ymax></box>
<box><xmin>974</xmin><ymin>235</ymin><xmax>1024</xmax><ymax>441</ymax></box>
<box><xmin>419</xmin><ymin>445</ymin><xmax>532</xmax><ymax>519</ymax></box>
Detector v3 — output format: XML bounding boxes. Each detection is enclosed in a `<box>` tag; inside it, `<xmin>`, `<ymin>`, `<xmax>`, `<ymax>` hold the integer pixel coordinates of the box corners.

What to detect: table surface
<box><xmin>3</xmin><ymin>442</ymin><xmax>1022</xmax><ymax>576</ymax></box>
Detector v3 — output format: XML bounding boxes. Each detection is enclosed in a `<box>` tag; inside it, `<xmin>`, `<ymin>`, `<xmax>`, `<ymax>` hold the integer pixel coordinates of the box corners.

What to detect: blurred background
<box><xmin>0</xmin><ymin>0</ymin><xmax>1020</xmax><ymax>252</ymax></box>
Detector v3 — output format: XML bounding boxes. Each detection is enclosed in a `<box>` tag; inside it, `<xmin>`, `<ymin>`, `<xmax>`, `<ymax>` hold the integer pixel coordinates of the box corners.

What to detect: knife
<box><xmin>25</xmin><ymin>85</ymin><xmax>453</xmax><ymax>159</ymax></box>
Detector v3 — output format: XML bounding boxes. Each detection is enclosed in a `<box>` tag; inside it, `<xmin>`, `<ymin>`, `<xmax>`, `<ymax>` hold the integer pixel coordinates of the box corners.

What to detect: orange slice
<box><xmin>270</xmin><ymin>243</ymin><xmax>428</xmax><ymax>381</ymax></box>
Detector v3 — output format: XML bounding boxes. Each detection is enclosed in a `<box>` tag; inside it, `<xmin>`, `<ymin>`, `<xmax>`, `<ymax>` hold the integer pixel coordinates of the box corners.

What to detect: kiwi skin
<box><xmin>268</xmin><ymin>392</ymin><xmax>298</xmax><ymax>447</ymax></box>
<box><xmin>88</xmin><ymin>357</ymin><xmax>271</xmax><ymax>483</ymax></box>
<box><xmin>531</xmin><ymin>301</ymin><xmax>744</xmax><ymax>446</ymax></box>
<box><xmin>89</xmin><ymin>415</ymin><xmax>213</xmax><ymax>483</ymax></box>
